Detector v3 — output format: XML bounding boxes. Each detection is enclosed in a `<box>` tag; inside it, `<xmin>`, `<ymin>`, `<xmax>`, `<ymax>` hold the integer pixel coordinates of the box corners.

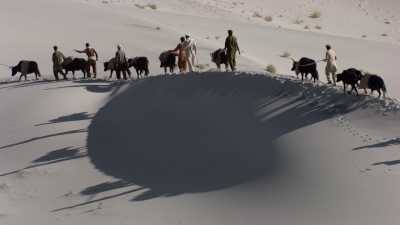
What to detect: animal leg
<box><xmin>352</xmin><ymin>84</ymin><xmax>358</xmax><ymax>95</ymax></box>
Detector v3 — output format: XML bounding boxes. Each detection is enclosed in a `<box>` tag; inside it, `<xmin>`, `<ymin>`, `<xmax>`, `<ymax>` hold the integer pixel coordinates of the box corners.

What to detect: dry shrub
<box><xmin>264</xmin><ymin>16</ymin><xmax>273</xmax><ymax>22</ymax></box>
<box><xmin>253</xmin><ymin>12</ymin><xmax>262</xmax><ymax>18</ymax></box>
<box><xmin>265</xmin><ymin>64</ymin><xmax>277</xmax><ymax>74</ymax></box>
<box><xmin>280</xmin><ymin>51</ymin><xmax>291</xmax><ymax>58</ymax></box>
<box><xmin>310</xmin><ymin>10</ymin><xmax>321</xmax><ymax>19</ymax></box>
<box><xmin>294</xmin><ymin>18</ymin><xmax>304</xmax><ymax>25</ymax></box>
<box><xmin>147</xmin><ymin>4</ymin><xmax>157</xmax><ymax>10</ymax></box>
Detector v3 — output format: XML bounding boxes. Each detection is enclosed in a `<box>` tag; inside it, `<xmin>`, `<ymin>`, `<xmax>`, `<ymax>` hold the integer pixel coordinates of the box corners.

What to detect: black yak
<box><xmin>128</xmin><ymin>57</ymin><xmax>149</xmax><ymax>79</ymax></box>
<box><xmin>336</xmin><ymin>68</ymin><xmax>363</xmax><ymax>95</ymax></box>
<box><xmin>291</xmin><ymin>57</ymin><xmax>319</xmax><ymax>82</ymax></box>
<box><xmin>159</xmin><ymin>51</ymin><xmax>176</xmax><ymax>74</ymax></box>
<box><xmin>62</xmin><ymin>57</ymin><xmax>88</xmax><ymax>79</ymax></box>
<box><xmin>211</xmin><ymin>48</ymin><xmax>228</xmax><ymax>71</ymax></box>
<box><xmin>104</xmin><ymin>58</ymin><xmax>117</xmax><ymax>79</ymax></box>
<box><xmin>11</xmin><ymin>60</ymin><xmax>41</xmax><ymax>81</ymax></box>
<box><xmin>366</xmin><ymin>74</ymin><xmax>387</xmax><ymax>98</ymax></box>
<box><xmin>104</xmin><ymin>58</ymin><xmax>132</xmax><ymax>80</ymax></box>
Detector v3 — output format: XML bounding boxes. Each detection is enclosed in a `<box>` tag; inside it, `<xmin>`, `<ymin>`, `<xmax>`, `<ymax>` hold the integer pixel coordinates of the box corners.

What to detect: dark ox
<box><xmin>291</xmin><ymin>57</ymin><xmax>319</xmax><ymax>82</ymax></box>
<box><xmin>211</xmin><ymin>49</ymin><xmax>228</xmax><ymax>71</ymax></box>
<box><xmin>62</xmin><ymin>57</ymin><xmax>88</xmax><ymax>79</ymax></box>
<box><xmin>128</xmin><ymin>57</ymin><xmax>149</xmax><ymax>79</ymax></box>
<box><xmin>104</xmin><ymin>58</ymin><xmax>117</xmax><ymax>79</ymax></box>
<box><xmin>104</xmin><ymin>58</ymin><xmax>133</xmax><ymax>80</ymax></box>
<box><xmin>11</xmin><ymin>60</ymin><xmax>41</xmax><ymax>81</ymax></box>
<box><xmin>336</xmin><ymin>68</ymin><xmax>363</xmax><ymax>95</ymax></box>
<box><xmin>159</xmin><ymin>51</ymin><xmax>176</xmax><ymax>74</ymax></box>
<box><xmin>365</xmin><ymin>74</ymin><xmax>387</xmax><ymax>98</ymax></box>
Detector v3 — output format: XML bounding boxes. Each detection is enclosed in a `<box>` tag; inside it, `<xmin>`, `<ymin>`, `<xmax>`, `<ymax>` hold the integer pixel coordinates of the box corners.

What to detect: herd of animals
<box><xmin>290</xmin><ymin>57</ymin><xmax>387</xmax><ymax>97</ymax></box>
<box><xmin>7</xmin><ymin>49</ymin><xmax>387</xmax><ymax>98</ymax></box>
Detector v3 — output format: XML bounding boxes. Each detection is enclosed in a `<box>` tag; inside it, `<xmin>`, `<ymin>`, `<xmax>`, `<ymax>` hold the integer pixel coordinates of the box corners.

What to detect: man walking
<box><xmin>170</xmin><ymin>37</ymin><xmax>188</xmax><ymax>73</ymax></box>
<box><xmin>115</xmin><ymin>45</ymin><xmax>129</xmax><ymax>80</ymax></box>
<box><xmin>52</xmin><ymin>45</ymin><xmax>67</xmax><ymax>80</ymax></box>
<box><xmin>224</xmin><ymin>30</ymin><xmax>240</xmax><ymax>72</ymax></box>
<box><xmin>324</xmin><ymin>44</ymin><xmax>338</xmax><ymax>85</ymax></box>
<box><xmin>75</xmin><ymin>43</ymin><xmax>98</xmax><ymax>78</ymax></box>
<box><xmin>185</xmin><ymin>34</ymin><xmax>197</xmax><ymax>72</ymax></box>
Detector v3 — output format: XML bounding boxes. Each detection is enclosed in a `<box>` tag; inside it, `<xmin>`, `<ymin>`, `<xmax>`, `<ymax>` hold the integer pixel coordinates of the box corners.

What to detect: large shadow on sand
<box><xmin>87</xmin><ymin>72</ymin><xmax>367</xmax><ymax>201</ymax></box>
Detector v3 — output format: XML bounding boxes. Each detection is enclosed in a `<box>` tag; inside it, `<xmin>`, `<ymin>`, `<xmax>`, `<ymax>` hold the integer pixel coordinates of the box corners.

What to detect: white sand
<box><xmin>1</xmin><ymin>0</ymin><xmax>400</xmax><ymax>224</ymax></box>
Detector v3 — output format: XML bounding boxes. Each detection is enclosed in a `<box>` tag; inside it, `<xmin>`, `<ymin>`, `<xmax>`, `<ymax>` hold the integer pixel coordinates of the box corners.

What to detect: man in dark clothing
<box><xmin>75</xmin><ymin>43</ymin><xmax>98</xmax><ymax>78</ymax></box>
<box><xmin>52</xmin><ymin>46</ymin><xmax>67</xmax><ymax>80</ymax></box>
<box><xmin>224</xmin><ymin>30</ymin><xmax>241</xmax><ymax>72</ymax></box>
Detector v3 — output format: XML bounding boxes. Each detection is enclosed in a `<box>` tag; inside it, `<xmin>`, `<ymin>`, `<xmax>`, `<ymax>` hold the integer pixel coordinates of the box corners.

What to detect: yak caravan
<box><xmin>0</xmin><ymin>11</ymin><xmax>388</xmax><ymax>99</ymax></box>
<box><xmin>1</xmin><ymin>0</ymin><xmax>400</xmax><ymax>225</ymax></box>
<box><xmin>3</xmin><ymin>31</ymin><xmax>388</xmax><ymax>99</ymax></box>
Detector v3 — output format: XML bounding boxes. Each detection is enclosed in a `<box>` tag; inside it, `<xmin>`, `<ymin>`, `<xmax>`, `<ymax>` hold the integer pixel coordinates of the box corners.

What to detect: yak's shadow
<box><xmin>86</xmin><ymin>73</ymin><xmax>366</xmax><ymax>202</ymax></box>
<box><xmin>354</xmin><ymin>138</ymin><xmax>400</xmax><ymax>151</ymax></box>
<box><xmin>0</xmin><ymin>146</ymin><xmax>86</xmax><ymax>177</ymax></box>
<box><xmin>35</xmin><ymin>112</ymin><xmax>93</xmax><ymax>126</ymax></box>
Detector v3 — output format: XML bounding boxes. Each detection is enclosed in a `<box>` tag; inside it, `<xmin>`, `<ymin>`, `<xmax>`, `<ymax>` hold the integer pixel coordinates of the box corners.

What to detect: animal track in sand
<box><xmin>334</xmin><ymin>115</ymin><xmax>377</xmax><ymax>144</ymax></box>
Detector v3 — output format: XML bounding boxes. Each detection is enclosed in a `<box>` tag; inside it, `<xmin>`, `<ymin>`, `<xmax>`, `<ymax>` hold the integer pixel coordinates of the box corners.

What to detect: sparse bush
<box><xmin>215</xmin><ymin>36</ymin><xmax>220</xmax><ymax>40</ymax></box>
<box><xmin>310</xmin><ymin>10</ymin><xmax>321</xmax><ymax>19</ymax></box>
<box><xmin>147</xmin><ymin>4</ymin><xmax>157</xmax><ymax>10</ymax></box>
<box><xmin>264</xmin><ymin>16</ymin><xmax>273</xmax><ymax>22</ymax></box>
<box><xmin>135</xmin><ymin>4</ymin><xmax>145</xmax><ymax>9</ymax></box>
<box><xmin>315</xmin><ymin>25</ymin><xmax>322</xmax><ymax>30</ymax></box>
<box><xmin>361</xmin><ymin>34</ymin><xmax>367</xmax><ymax>38</ymax></box>
<box><xmin>381</xmin><ymin>33</ymin><xmax>388</xmax><ymax>37</ymax></box>
<box><xmin>304</xmin><ymin>25</ymin><xmax>310</xmax><ymax>29</ymax></box>
<box><xmin>155</xmin><ymin>26</ymin><xmax>161</xmax><ymax>30</ymax></box>
<box><xmin>253</xmin><ymin>12</ymin><xmax>262</xmax><ymax>18</ymax></box>
<box><xmin>135</xmin><ymin>3</ymin><xmax>157</xmax><ymax>10</ymax></box>
<box><xmin>280</xmin><ymin>51</ymin><xmax>291</xmax><ymax>58</ymax></box>
<box><xmin>294</xmin><ymin>18</ymin><xmax>304</xmax><ymax>25</ymax></box>
<box><xmin>101</xmin><ymin>0</ymin><xmax>109</xmax><ymax>4</ymax></box>
<box><xmin>265</xmin><ymin>64</ymin><xmax>277</xmax><ymax>74</ymax></box>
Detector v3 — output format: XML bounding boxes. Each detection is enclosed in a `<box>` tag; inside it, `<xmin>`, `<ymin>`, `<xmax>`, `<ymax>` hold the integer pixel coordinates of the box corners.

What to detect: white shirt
<box><xmin>326</xmin><ymin>49</ymin><xmax>337</xmax><ymax>66</ymax></box>
<box><xmin>185</xmin><ymin>38</ymin><xmax>197</xmax><ymax>56</ymax></box>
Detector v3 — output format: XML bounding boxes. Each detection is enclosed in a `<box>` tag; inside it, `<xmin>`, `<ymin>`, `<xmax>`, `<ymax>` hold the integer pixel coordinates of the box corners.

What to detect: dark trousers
<box><xmin>116</xmin><ymin>63</ymin><xmax>130</xmax><ymax>80</ymax></box>
<box><xmin>53</xmin><ymin>66</ymin><xmax>66</xmax><ymax>80</ymax></box>
<box><xmin>87</xmin><ymin>59</ymin><xmax>97</xmax><ymax>78</ymax></box>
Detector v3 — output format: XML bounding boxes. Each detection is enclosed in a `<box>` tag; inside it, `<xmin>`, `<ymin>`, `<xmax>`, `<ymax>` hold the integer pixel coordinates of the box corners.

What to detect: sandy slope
<box><xmin>0</xmin><ymin>74</ymin><xmax>399</xmax><ymax>225</ymax></box>
<box><xmin>1</xmin><ymin>0</ymin><xmax>400</xmax><ymax>224</ymax></box>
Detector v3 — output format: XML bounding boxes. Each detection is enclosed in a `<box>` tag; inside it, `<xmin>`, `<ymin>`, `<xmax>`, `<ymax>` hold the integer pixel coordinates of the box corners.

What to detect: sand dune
<box><xmin>1</xmin><ymin>0</ymin><xmax>400</xmax><ymax>224</ymax></box>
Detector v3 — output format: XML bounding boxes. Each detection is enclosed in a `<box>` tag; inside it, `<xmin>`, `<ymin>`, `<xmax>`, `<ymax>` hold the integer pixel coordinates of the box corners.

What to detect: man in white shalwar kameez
<box><xmin>185</xmin><ymin>34</ymin><xmax>197</xmax><ymax>72</ymax></box>
<box><xmin>324</xmin><ymin>44</ymin><xmax>338</xmax><ymax>85</ymax></box>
